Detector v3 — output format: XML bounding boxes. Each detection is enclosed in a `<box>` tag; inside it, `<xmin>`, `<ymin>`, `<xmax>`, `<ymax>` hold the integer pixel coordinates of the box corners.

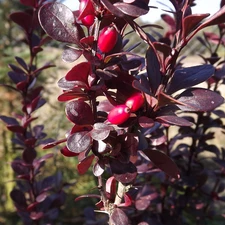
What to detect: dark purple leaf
<box><xmin>90</xmin><ymin>123</ymin><xmax>111</xmax><ymax>141</ymax></box>
<box><xmin>166</xmin><ymin>65</ymin><xmax>215</xmax><ymax>94</ymax></box>
<box><xmin>153</xmin><ymin>42</ymin><xmax>172</xmax><ymax>58</ymax></box>
<box><xmin>77</xmin><ymin>154</ymin><xmax>95</xmax><ymax>175</ymax></box>
<box><xmin>156</xmin><ymin>115</ymin><xmax>193</xmax><ymax>126</ymax></box>
<box><xmin>110</xmin><ymin>208</ymin><xmax>130</xmax><ymax>225</ymax></box>
<box><xmin>38</xmin><ymin>2</ymin><xmax>84</xmax><ymax>44</ymax></box>
<box><xmin>109</xmin><ymin>159</ymin><xmax>137</xmax><ymax>183</ymax></box>
<box><xmin>120</xmin><ymin>58</ymin><xmax>142</xmax><ymax>71</ymax></box>
<box><xmin>65</xmin><ymin>100</ymin><xmax>94</xmax><ymax>125</ymax></box>
<box><xmin>67</xmin><ymin>131</ymin><xmax>92</xmax><ymax>153</ymax></box>
<box><xmin>146</xmin><ymin>47</ymin><xmax>161</xmax><ymax>94</ymax></box>
<box><xmin>0</xmin><ymin>116</ymin><xmax>19</xmax><ymax>126</ymax></box>
<box><xmin>141</xmin><ymin>149</ymin><xmax>180</xmax><ymax>179</ymax></box>
<box><xmin>114</xmin><ymin>1</ymin><xmax>149</xmax><ymax>17</ymax></box>
<box><xmin>7</xmin><ymin>125</ymin><xmax>25</xmax><ymax>133</ymax></box>
<box><xmin>10</xmin><ymin>189</ymin><xmax>27</xmax><ymax>207</ymax></box>
<box><xmin>23</xmin><ymin>148</ymin><xmax>37</xmax><ymax>164</ymax></box>
<box><xmin>8</xmin><ymin>64</ymin><xmax>25</xmax><ymax>74</ymax></box>
<box><xmin>65</xmin><ymin>62</ymin><xmax>90</xmax><ymax>83</ymax></box>
<box><xmin>177</xmin><ymin>88</ymin><xmax>224</xmax><ymax>112</ymax></box>
<box><xmin>182</xmin><ymin>14</ymin><xmax>210</xmax><ymax>38</ymax></box>
<box><xmin>11</xmin><ymin>161</ymin><xmax>29</xmax><ymax>175</ymax></box>
<box><xmin>10</xmin><ymin>12</ymin><xmax>32</xmax><ymax>33</ymax></box>
<box><xmin>8</xmin><ymin>71</ymin><xmax>26</xmax><ymax>84</ymax></box>
<box><xmin>62</xmin><ymin>48</ymin><xmax>82</xmax><ymax>63</ymax></box>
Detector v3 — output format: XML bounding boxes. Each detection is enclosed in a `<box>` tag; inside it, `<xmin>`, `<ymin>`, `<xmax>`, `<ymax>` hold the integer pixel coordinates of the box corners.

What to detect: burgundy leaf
<box><xmin>100</xmin><ymin>0</ymin><xmax>125</xmax><ymax>18</ymax></box>
<box><xmin>65</xmin><ymin>100</ymin><xmax>94</xmax><ymax>125</ymax></box>
<box><xmin>58</xmin><ymin>77</ymin><xmax>83</xmax><ymax>90</ymax></box>
<box><xmin>7</xmin><ymin>125</ymin><xmax>25</xmax><ymax>133</ymax></box>
<box><xmin>161</xmin><ymin>14</ymin><xmax>176</xmax><ymax>29</ymax></box>
<box><xmin>105</xmin><ymin>176</ymin><xmax>117</xmax><ymax>201</ymax></box>
<box><xmin>177</xmin><ymin>88</ymin><xmax>224</xmax><ymax>112</ymax></box>
<box><xmin>42</xmin><ymin>138</ymin><xmax>66</xmax><ymax>149</ymax></box>
<box><xmin>62</xmin><ymin>48</ymin><xmax>83</xmax><ymax>63</ymax></box>
<box><xmin>114</xmin><ymin>1</ymin><xmax>149</xmax><ymax>17</ymax></box>
<box><xmin>58</xmin><ymin>90</ymin><xmax>87</xmax><ymax>102</ymax></box>
<box><xmin>11</xmin><ymin>161</ymin><xmax>29</xmax><ymax>175</ymax></box>
<box><xmin>153</xmin><ymin>42</ymin><xmax>172</xmax><ymax>58</ymax></box>
<box><xmin>90</xmin><ymin>123</ymin><xmax>111</xmax><ymax>141</ymax></box>
<box><xmin>66</xmin><ymin>131</ymin><xmax>92</xmax><ymax>153</ymax></box>
<box><xmin>110</xmin><ymin>208</ymin><xmax>130</xmax><ymax>225</ymax></box>
<box><xmin>36</xmin><ymin>192</ymin><xmax>48</xmax><ymax>203</ymax></box>
<box><xmin>10</xmin><ymin>12</ymin><xmax>32</xmax><ymax>33</ymax></box>
<box><xmin>38</xmin><ymin>2</ymin><xmax>84</xmax><ymax>44</ymax></box>
<box><xmin>166</xmin><ymin>65</ymin><xmax>215</xmax><ymax>94</ymax></box>
<box><xmin>65</xmin><ymin>62</ymin><xmax>91</xmax><ymax>83</ymax></box>
<box><xmin>30</xmin><ymin>212</ymin><xmax>44</xmax><ymax>220</ymax></box>
<box><xmin>182</xmin><ymin>14</ymin><xmax>210</xmax><ymax>38</ymax></box>
<box><xmin>10</xmin><ymin>189</ymin><xmax>27</xmax><ymax>207</ymax></box>
<box><xmin>20</xmin><ymin>0</ymin><xmax>36</xmax><ymax>7</ymax></box>
<box><xmin>77</xmin><ymin>154</ymin><xmax>95</xmax><ymax>175</ymax></box>
<box><xmin>23</xmin><ymin>148</ymin><xmax>37</xmax><ymax>164</ymax></box>
<box><xmin>146</xmin><ymin>47</ymin><xmax>161</xmax><ymax>94</ymax></box>
<box><xmin>138</xmin><ymin>116</ymin><xmax>155</xmax><ymax>128</ymax></box>
<box><xmin>156</xmin><ymin>115</ymin><xmax>193</xmax><ymax>126</ymax></box>
<box><xmin>141</xmin><ymin>149</ymin><xmax>180</xmax><ymax>179</ymax></box>
<box><xmin>110</xmin><ymin>159</ymin><xmax>137</xmax><ymax>183</ymax></box>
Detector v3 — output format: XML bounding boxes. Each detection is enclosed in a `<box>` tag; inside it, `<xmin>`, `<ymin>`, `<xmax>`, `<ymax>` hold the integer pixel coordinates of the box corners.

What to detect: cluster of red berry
<box><xmin>108</xmin><ymin>92</ymin><xmax>144</xmax><ymax>125</ymax></box>
<box><xmin>79</xmin><ymin>0</ymin><xmax>118</xmax><ymax>53</ymax></box>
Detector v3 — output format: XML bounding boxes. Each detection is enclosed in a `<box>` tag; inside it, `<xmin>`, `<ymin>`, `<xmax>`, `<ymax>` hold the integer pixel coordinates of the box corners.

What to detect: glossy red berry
<box><xmin>125</xmin><ymin>92</ymin><xmax>144</xmax><ymax>112</ymax></box>
<box><xmin>108</xmin><ymin>105</ymin><xmax>130</xmax><ymax>125</ymax></box>
<box><xmin>98</xmin><ymin>26</ymin><xmax>118</xmax><ymax>53</ymax></box>
<box><xmin>79</xmin><ymin>0</ymin><xmax>95</xmax><ymax>27</ymax></box>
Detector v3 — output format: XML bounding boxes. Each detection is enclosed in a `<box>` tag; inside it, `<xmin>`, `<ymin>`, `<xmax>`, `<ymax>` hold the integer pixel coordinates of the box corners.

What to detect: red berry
<box><xmin>81</xmin><ymin>15</ymin><xmax>95</xmax><ymax>27</ymax></box>
<box><xmin>125</xmin><ymin>92</ymin><xmax>144</xmax><ymax>112</ymax></box>
<box><xmin>98</xmin><ymin>26</ymin><xmax>118</xmax><ymax>53</ymax></box>
<box><xmin>79</xmin><ymin>0</ymin><xmax>95</xmax><ymax>27</ymax></box>
<box><xmin>108</xmin><ymin>105</ymin><xmax>130</xmax><ymax>125</ymax></box>
<box><xmin>60</xmin><ymin>146</ymin><xmax>79</xmax><ymax>157</ymax></box>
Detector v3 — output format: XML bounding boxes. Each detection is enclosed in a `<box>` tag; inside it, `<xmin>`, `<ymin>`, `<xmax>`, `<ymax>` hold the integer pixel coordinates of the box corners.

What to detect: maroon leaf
<box><xmin>161</xmin><ymin>14</ymin><xmax>176</xmax><ymax>29</ymax></box>
<box><xmin>36</xmin><ymin>192</ymin><xmax>48</xmax><ymax>203</ymax></box>
<box><xmin>62</xmin><ymin>48</ymin><xmax>82</xmax><ymax>63</ymax></box>
<box><xmin>58</xmin><ymin>90</ymin><xmax>87</xmax><ymax>102</ymax></box>
<box><xmin>10</xmin><ymin>189</ymin><xmax>27</xmax><ymax>207</ymax></box>
<box><xmin>65</xmin><ymin>100</ymin><xmax>94</xmax><ymax>125</ymax></box>
<box><xmin>105</xmin><ymin>176</ymin><xmax>117</xmax><ymax>201</ymax></box>
<box><xmin>66</xmin><ymin>131</ymin><xmax>92</xmax><ymax>153</ymax></box>
<box><xmin>156</xmin><ymin>115</ymin><xmax>193</xmax><ymax>126</ymax></box>
<box><xmin>100</xmin><ymin>0</ymin><xmax>125</xmax><ymax>18</ymax></box>
<box><xmin>182</xmin><ymin>14</ymin><xmax>210</xmax><ymax>38</ymax></box>
<box><xmin>23</xmin><ymin>148</ymin><xmax>37</xmax><ymax>164</ymax></box>
<box><xmin>110</xmin><ymin>159</ymin><xmax>137</xmax><ymax>183</ymax></box>
<box><xmin>65</xmin><ymin>62</ymin><xmax>91</xmax><ymax>83</ymax></box>
<box><xmin>7</xmin><ymin>125</ymin><xmax>25</xmax><ymax>133</ymax></box>
<box><xmin>146</xmin><ymin>47</ymin><xmax>161</xmax><ymax>94</ymax></box>
<box><xmin>10</xmin><ymin>12</ymin><xmax>32</xmax><ymax>33</ymax></box>
<box><xmin>114</xmin><ymin>1</ymin><xmax>149</xmax><ymax>17</ymax></box>
<box><xmin>110</xmin><ymin>208</ymin><xmax>130</xmax><ymax>225</ymax></box>
<box><xmin>138</xmin><ymin>116</ymin><xmax>155</xmax><ymax>128</ymax></box>
<box><xmin>166</xmin><ymin>65</ymin><xmax>215</xmax><ymax>94</ymax></box>
<box><xmin>77</xmin><ymin>154</ymin><xmax>95</xmax><ymax>175</ymax></box>
<box><xmin>38</xmin><ymin>3</ymin><xmax>84</xmax><ymax>44</ymax></box>
<box><xmin>90</xmin><ymin>123</ymin><xmax>111</xmax><ymax>141</ymax></box>
<box><xmin>20</xmin><ymin>0</ymin><xmax>36</xmax><ymax>7</ymax></box>
<box><xmin>30</xmin><ymin>212</ymin><xmax>44</xmax><ymax>220</ymax></box>
<box><xmin>141</xmin><ymin>149</ymin><xmax>180</xmax><ymax>179</ymax></box>
<box><xmin>177</xmin><ymin>88</ymin><xmax>224</xmax><ymax>112</ymax></box>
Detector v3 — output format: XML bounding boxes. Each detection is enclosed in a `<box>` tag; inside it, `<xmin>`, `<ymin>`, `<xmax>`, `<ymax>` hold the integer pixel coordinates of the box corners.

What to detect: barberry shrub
<box><xmin>38</xmin><ymin>0</ymin><xmax>225</xmax><ymax>224</ymax></box>
<box><xmin>2</xmin><ymin>0</ymin><xmax>225</xmax><ymax>224</ymax></box>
